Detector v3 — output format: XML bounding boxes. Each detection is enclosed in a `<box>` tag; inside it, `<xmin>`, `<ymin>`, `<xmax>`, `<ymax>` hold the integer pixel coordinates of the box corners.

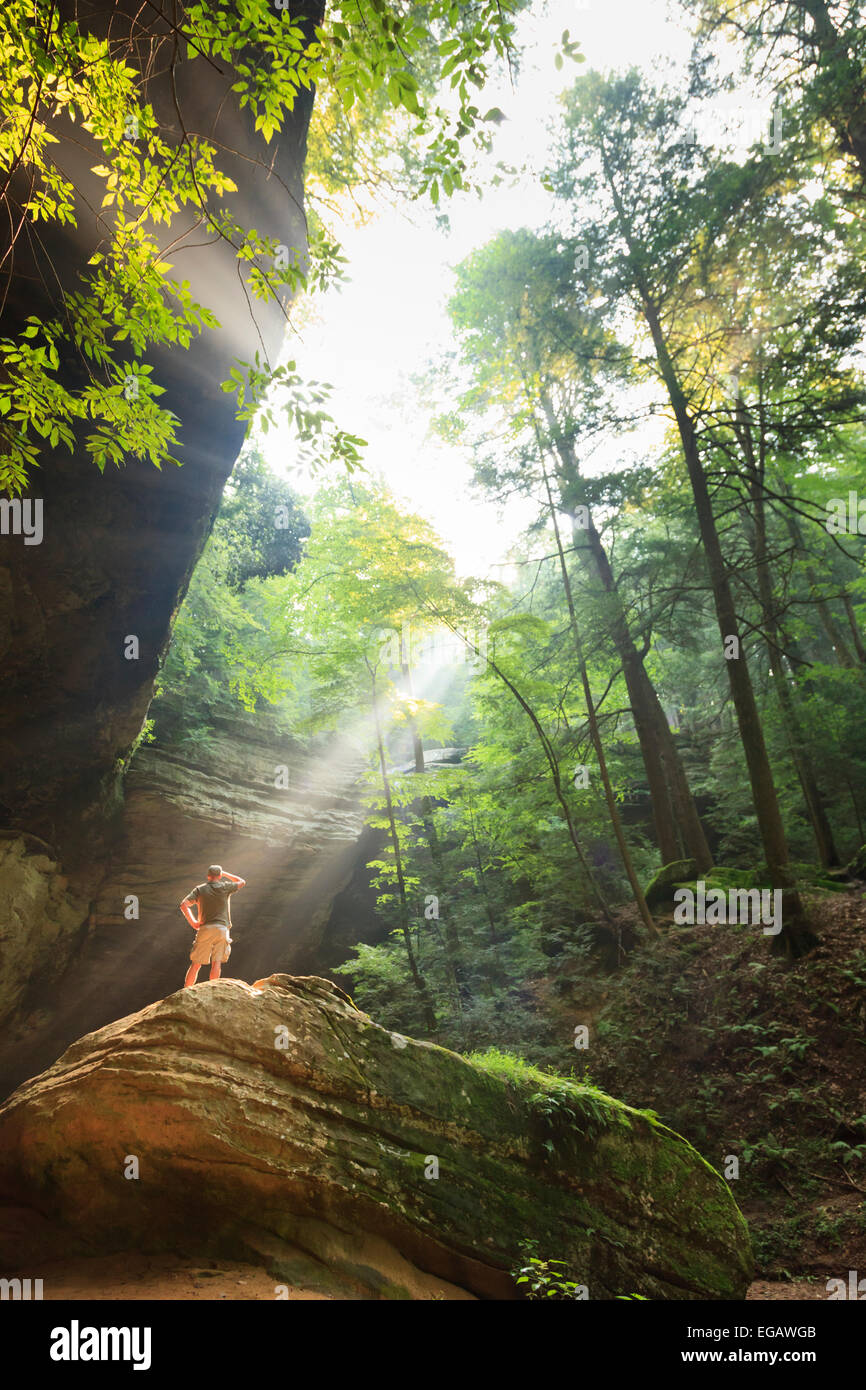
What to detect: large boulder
<box><xmin>644</xmin><ymin>858</ymin><xmax>699</xmax><ymax>910</ymax></box>
<box><xmin>0</xmin><ymin>975</ymin><xmax>752</xmax><ymax>1300</ymax></box>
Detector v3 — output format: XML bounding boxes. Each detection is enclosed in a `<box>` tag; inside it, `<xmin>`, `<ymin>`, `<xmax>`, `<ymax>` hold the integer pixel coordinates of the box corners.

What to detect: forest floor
<box><xmin>28</xmin><ymin>1253</ymin><xmax>328</xmax><ymax>1300</ymax></box>
<box><xmin>21</xmin><ymin>892</ymin><xmax>865</xmax><ymax>1302</ymax></box>
<box><xmin>26</xmin><ymin>1254</ymin><xmax>826</xmax><ymax>1300</ymax></box>
<box><xmin>537</xmin><ymin>886</ymin><xmax>866</xmax><ymax>1293</ymax></box>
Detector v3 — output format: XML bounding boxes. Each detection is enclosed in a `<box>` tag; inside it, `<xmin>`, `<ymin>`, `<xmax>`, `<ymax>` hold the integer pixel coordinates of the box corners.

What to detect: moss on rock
<box><xmin>644</xmin><ymin>859</ymin><xmax>699</xmax><ymax>910</ymax></box>
<box><xmin>0</xmin><ymin>974</ymin><xmax>753</xmax><ymax>1300</ymax></box>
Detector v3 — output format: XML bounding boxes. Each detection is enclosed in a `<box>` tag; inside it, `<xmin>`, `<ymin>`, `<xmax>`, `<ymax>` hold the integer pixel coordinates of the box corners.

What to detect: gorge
<box><xmin>3</xmin><ymin>0</ymin><xmax>866</xmax><ymax>1313</ymax></box>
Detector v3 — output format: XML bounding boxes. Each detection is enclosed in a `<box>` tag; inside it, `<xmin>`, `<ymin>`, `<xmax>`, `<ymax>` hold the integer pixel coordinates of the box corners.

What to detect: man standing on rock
<box><xmin>179</xmin><ymin>865</ymin><xmax>245</xmax><ymax>987</ymax></box>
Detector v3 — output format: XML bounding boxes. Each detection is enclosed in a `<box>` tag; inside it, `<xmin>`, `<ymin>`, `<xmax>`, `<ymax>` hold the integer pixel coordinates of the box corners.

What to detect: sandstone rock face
<box><xmin>94</xmin><ymin>713</ymin><xmax>374</xmax><ymax>977</ymax></box>
<box><xmin>0</xmin><ymin>2</ymin><xmax>322</xmax><ymax>856</ymax></box>
<box><xmin>0</xmin><ymin>716</ymin><xmax>384</xmax><ymax>1098</ymax></box>
<box><xmin>0</xmin><ymin>3</ymin><xmax>324</xmax><ymax>1092</ymax></box>
<box><xmin>0</xmin><ymin>974</ymin><xmax>753</xmax><ymax>1300</ymax></box>
<box><xmin>0</xmin><ymin>836</ymin><xmax>93</xmax><ymax>1030</ymax></box>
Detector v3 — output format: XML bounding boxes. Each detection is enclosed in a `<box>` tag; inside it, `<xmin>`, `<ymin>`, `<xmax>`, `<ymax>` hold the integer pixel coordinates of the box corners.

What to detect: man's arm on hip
<box><xmin>179</xmin><ymin>895</ymin><xmax>201</xmax><ymax>927</ymax></box>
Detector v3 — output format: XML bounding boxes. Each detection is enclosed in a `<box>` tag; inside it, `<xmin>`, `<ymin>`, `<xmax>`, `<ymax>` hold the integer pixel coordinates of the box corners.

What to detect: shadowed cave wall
<box><xmin>0</xmin><ymin>1</ymin><xmax>392</xmax><ymax>1098</ymax></box>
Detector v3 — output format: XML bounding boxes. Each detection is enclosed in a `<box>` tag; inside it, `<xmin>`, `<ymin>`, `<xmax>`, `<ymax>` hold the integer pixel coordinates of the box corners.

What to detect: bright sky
<box><xmin>265</xmin><ymin>0</ymin><xmax>698</xmax><ymax>577</ymax></box>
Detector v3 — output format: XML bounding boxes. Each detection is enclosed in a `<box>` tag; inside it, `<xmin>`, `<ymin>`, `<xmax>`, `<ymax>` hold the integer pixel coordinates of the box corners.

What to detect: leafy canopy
<box><xmin>0</xmin><ymin>0</ymin><xmax>527</xmax><ymax>493</ymax></box>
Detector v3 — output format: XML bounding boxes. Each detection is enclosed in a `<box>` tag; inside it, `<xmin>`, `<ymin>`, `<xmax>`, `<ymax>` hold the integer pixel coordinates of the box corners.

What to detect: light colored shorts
<box><xmin>190</xmin><ymin>926</ymin><xmax>232</xmax><ymax>965</ymax></box>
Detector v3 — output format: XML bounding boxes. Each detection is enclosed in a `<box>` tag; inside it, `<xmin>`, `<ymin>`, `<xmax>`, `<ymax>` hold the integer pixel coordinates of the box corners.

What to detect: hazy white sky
<box><xmin>266</xmin><ymin>0</ymin><xmax>697</xmax><ymax>576</ymax></box>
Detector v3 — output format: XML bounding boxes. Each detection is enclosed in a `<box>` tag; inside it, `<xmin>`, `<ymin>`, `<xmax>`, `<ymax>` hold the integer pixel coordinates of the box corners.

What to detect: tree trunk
<box><xmin>734</xmin><ymin>397</ymin><xmax>839</xmax><ymax>868</ymax></box>
<box><xmin>540</xmin><ymin>459</ymin><xmax>659</xmax><ymax>937</ymax></box>
<box><xmin>399</xmin><ymin>660</ymin><xmax>464</xmax><ymax>1008</ymax></box>
<box><xmin>539</xmin><ymin>395</ymin><xmax>712</xmax><ymax>871</ymax></box>
<box><xmin>371</xmin><ymin>678</ymin><xmax>437</xmax><ymax>1028</ymax></box>
<box><xmin>842</xmin><ymin>593</ymin><xmax>866</xmax><ymax>667</ymax></box>
<box><xmin>846</xmin><ymin>776</ymin><xmax>865</xmax><ymax>845</ymax></box>
<box><xmin>631</xmin><ymin>276</ymin><xmax>813</xmax><ymax>955</ymax></box>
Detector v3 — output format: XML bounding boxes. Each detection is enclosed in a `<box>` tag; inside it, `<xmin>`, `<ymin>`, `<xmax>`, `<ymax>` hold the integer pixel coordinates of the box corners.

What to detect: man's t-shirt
<box><xmin>187</xmin><ymin>879</ymin><xmax>239</xmax><ymax>929</ymax></box>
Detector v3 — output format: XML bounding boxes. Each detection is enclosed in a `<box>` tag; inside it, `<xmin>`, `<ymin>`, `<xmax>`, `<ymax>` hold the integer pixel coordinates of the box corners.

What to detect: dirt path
<box><xmin>29</xmin><ymin>1253</ymin><xmax>330</xmax><ymax>1300</ymax></box>
<box><xmin>18</xmin><ymin>1253</ymin><xmax>831</xmax><ymax>1301</ymax></box>
<box><xmin>747</xmin><ymin>1279</ymin><xmax>829</xmax><ymax>1300</ymax></box>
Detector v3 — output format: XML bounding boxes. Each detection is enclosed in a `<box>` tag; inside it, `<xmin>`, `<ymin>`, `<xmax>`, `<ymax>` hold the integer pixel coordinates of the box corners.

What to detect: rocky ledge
<box><xmin>0</xmin><ymin>975</ymin><xmax>752</xmax><ymax>1300</ymax></box>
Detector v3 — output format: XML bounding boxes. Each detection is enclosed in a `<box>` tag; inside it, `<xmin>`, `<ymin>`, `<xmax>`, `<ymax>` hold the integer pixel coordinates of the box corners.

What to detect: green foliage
<box><xmin>513</xmin><ymin>1254</ymin><xmax>586</xmax><ymax>1300</ymax></box>
<box><xmin>0</xmin><ymin>0</ymin><xmax>526</xmax><ymax>493</ymax></box>
<box><xmin>214</xmin><ymin>448</ymin><xmax>309</xmax><ymax>590</ymax></box>
<box><xmin>152</xmin><ymin>449</ymin><xmax>308</xmax><ymax>743</ymax></box>
<box><xmin>140</xmin><ymin>10</ymin><xmax>866</xmax><ymax>1283</ymax></box>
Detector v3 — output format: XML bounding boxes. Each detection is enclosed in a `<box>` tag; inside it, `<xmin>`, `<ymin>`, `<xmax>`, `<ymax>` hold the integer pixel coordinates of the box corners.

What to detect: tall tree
<box><xmin>685</xmin><ymin>0</ymin><xmax>866</xmax><ymax>186</ymax></box>
<box><xmin>553</xmin><ymin>71</ymin><xmax>815</xmax><ymax>953</ymax></box>
<box><xmin>442</xmin><ymin>229</ymin><xmax>713</xmax><ymax>870</ymax></box>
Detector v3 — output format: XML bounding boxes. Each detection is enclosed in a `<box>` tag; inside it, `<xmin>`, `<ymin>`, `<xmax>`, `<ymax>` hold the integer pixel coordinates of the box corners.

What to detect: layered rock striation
<box><xmin>0</xmin><ymin>973</ymin><xmax>754</xmax><ymax>1300</ymax></box>
<box><xmin>0</xmin><ymin>1</ymin><xmax>327</xmax><ymax>1084</ymax></box>
<box><xmin>0</xmin><ymin>715</ymin><xmax>384</xmax><ymax>1097</ymax></box>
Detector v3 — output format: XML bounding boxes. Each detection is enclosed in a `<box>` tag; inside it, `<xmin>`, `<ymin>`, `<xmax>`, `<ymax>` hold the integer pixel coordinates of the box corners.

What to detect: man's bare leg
<box><xmin>209</xmin><ymin>960</ymin><xmax>222</xmax><ymax>981</ymax></box>
<box><xmin>185</xmin><ymin>964</ymin><xmax>200</xmax><ymax>988</ymax></box>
